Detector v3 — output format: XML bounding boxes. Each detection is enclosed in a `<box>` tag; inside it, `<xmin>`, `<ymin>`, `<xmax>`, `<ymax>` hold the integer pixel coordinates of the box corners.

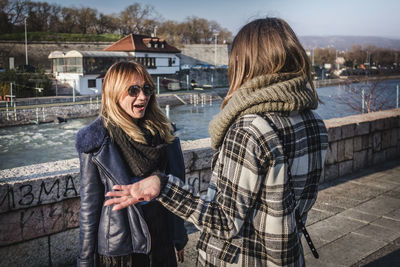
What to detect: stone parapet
<box><xmin>0</xmin><ymin>109</ymin><xmax>399</xmax><ymax>265</ymax></box>
<box><xmin>323</xmin><ymin>109</ymin><xmax>400</xmax><ymax>182</ymax></box>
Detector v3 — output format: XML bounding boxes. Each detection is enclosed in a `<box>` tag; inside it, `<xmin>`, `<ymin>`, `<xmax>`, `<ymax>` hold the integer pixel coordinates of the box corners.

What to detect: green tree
<box><xmin>0</xmin><ymin>68</ymin><xmax>52</xmax><ymax>97</ymax></box>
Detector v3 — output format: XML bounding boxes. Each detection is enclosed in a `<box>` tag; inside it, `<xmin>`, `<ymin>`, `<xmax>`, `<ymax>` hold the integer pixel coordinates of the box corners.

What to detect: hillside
<box><xmin>299</xmin><ymin>36</ymin><xmax>400</xmax><ymax>50</ymax></box>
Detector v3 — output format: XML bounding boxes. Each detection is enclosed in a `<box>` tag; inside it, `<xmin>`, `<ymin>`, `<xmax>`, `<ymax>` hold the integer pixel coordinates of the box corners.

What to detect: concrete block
<box><xmin>354</xmin><ymin>121</ymin><xmax>370</xmax><ymax>136</ymax></box>
<box><xmin>385</xmin><ymin>147</ymin><xmax>399</xmax><ymax>161</ymax></box>
<box><xmin>371</xmin><ymin>118</ymin><xmax>385</xmax><ymax>132</ymax></box>
<box><xmin>305</xmin><ymin>209</ymin><xmax>334</xmax><ymax>226</ymax></box>
<box><xmin>337</xmin><ymin>140</ymin><xmax>345</xmax><ymax>162</ymax></box>
<box><xmin>304</xmin><ymin>232</ymin><xmax>386</xmax><ymax>266</ymax></box>
<box><xmin>381</xmin><ymin>129</ymin><xmax>392</xmax><ymax>149</ymax></box>
<box><xmin>341</xmin><ymin>123</ymin><xmax>355</xmax><ymax>139</ymax></box>
<box><xmin>42</xmin><ymin>201</ymin><xmax>64</xmax><ymax>235</ymax></box>
<box><xmin>367</xmin><ymin>148</ymin><xmax>374</xmax><ymax>165</ymax></box>
<box><xmin>353</xmin><ymin>136</ymin><xmax>362</xmax><ymax>152</ymax></box>
<box><xmin>21</xmin><ymin>201</ymin><xmax>64</xmax><ymax>241</ymax></box>
<box><xmin>325</xmin><ymin>142</ymin><xmax>337</xmax><ymax>165</ymax></box>
<box><xmin>50</xmin><ymin>228</ymin><xmax>79</xmax><ymax>267</ymax></box>
<box><xmin>344</xmin><ymin>138</ymin><xmax>353</xmax><ymax>160</ymax></box>
<box><xmin>372</xmin><ymin>132</ymin><xmax>382</xmax><ymax>152</ymax></box>
<box><xmin>199</xmin><ymin>169</ymin><xmax>212</xmax><ymax>193</ymax></box>
<box><xmin>0</xmin><ymin>236</ymin><xmax>49</xmax><ymax>267</ymax></box>
<box><xmin>337</xmin><ymin>208</ymin><xmax>379</xmax><ymax>223</ymax></box>
<box><xmin>327</xmin><ymin>125</ymin><xmax>341</xmax><ymax>142</ymax></box>
<box><xmin>353</xmin><ymin>150</ymin><xmax>368</xmax><ymax>170</ymax></box>
<box><xmin>339</xmin><ymin>160</ymin><xmax>353</xmax><ymax>177</ymax></box>
<box><xmin>391</xmin><ymin>128</ymin><xmax>398</xmax><ymax>147</ymax></box>
<box><xmin>311</xmin><ymin>202</ymin><xmax>345</xmax><ymax>216</ymax></box>
<box><xmin>0</xmin><ymin>184</ymin><xmax>14</xmax><ymax>214</ymax></box>
<box><xmin>307</xmin><ymin>215</ymin><xmax>365</xmax><ymax>244</ymax></box>
<box><xmin>192</xmin><ymin>148</ymin><xmax>214</xmax><ymax>171</ymax></box>
<box><xmin>315</xmin><ymin>193</ymin><xmax>363</xmax><ymax>209</ymax></box>
<box><xmin>384</xmin><ymin>209</ymin><xmax>400</xmax><ymax>221</ymax></box>
<box><xmin>0</xmin><ymin>210</ymin><xmax>22</xmax><ymax>246</ymax></box>
<box><xmin>356</xmin><ymin>195</ymin><xmax>400</xmax><ymax>217</ymax></box>
<box><xmin>354</xmin><ymin>135</ymin><xmax>372</xmax><ymax>152</ymax></box>
<box><xmin>1</xmin><ymin>174</ymin><xmax>80</xmax><ymax>213</ymax></box>
<box><xmin>330</xmin><ymin>181</ymin><xmax>386</xmax><ymax>202</ymax></box>
<box><xmin>372</xmin><ymin>150</ymin><xmax>386</xmax><ymax>165</ymax></box>
<box><xmin>324</xmin><ymin>164</ymin><xmax>338</xmax><ymax>181</ymax></box>
<box><xmin>182</xmin><ymin>150</ymin><xmax>194</xmax><ymax>173</ymax></box>
<box><xmin>364</xmin><ymin>134</ymin><xmax>373</xmax><ymax>149</ymax></box>
<box><xmin>63</xmin><ymin>197</ymin><xmax>80</xmax><ymax>229</ymax></box>
<box><xmin>354</xmin><ymin>223</ymin><xmax>400</xmax><ymax>242</ymax></box>
<box><xmin>372</xmin><ymin>217</ymin><xmax>400</xmax><ymax>233</ymax></box>
<box><xmin>384</xmin><ymin>117</ymin><xmax>397</xmax><ymax>130</ymax></box>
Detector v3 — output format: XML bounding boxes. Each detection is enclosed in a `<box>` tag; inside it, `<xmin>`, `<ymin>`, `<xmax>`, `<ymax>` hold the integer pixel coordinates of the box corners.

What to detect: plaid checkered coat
<box><xmin>157</xmin><ymin>75</ymin><xmax>328</xmax><ymax>266</ymax></box>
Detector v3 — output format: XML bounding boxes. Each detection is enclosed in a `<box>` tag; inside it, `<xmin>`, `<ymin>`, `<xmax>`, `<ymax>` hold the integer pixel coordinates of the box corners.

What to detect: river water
<box><xmin>1</xmin><ymin>79</ymin><xmax>399</xmax><ymax>170</ymax></box>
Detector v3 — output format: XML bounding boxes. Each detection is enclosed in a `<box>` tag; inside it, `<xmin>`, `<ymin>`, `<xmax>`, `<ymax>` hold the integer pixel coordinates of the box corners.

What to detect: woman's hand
<box><xmin>176</xmin><ymin>249</ymin><xmax>184</xmax><ymax>263</ymax></box>
<box><xmin>104</xmin><ymin>175</ymin><xmax>161</xmax><ymax>210</ymax></box>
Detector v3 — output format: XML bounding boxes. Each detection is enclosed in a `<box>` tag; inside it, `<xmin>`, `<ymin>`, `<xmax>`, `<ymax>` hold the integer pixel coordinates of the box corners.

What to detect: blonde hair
<box><xmin>222</xmin><ymin>17</ymin><xmax>317</xmax><ymax>108</ymax></box>
<box><xmin>101</xmin><ymin>61</ymin><xmax>174</xmax><ymax>144</ymax></box>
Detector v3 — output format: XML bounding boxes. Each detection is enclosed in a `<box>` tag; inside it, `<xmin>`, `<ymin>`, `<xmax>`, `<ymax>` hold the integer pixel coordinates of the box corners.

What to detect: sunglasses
<box><xmin>127</xmin><ymin>84</ymin><xmax>154</xmax><ymax>97</ymax></box>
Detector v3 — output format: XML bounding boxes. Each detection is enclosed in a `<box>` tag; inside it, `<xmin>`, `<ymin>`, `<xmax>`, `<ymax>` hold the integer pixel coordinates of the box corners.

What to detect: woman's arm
<box><xmin>106</xmin><ymin>126</ymin><xmax>268</xmax><ymax>240</ymax></box>
<box><xmin>78</xmin><ymin>152</ymin><xmax>104</xmax><ymax>267</ymax></box>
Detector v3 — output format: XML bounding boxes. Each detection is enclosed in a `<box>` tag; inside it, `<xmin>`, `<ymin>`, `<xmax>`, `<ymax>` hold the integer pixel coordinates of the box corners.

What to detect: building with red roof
<box><xmin>48</xmin><ymin>34</ymin><xmax>181</xmax><ymax>95</ymax></box>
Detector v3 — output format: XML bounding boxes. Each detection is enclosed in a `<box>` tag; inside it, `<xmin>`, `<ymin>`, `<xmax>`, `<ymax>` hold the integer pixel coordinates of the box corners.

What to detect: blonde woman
<box><xmin>106</xmin><ymin>18</ymin><xmax>328</xmax><ymax>266</ymax></box>
<box><xmin>75</xmin><ymin>61</ymin><xmax>187</xmax><ymax>267</ymax></box>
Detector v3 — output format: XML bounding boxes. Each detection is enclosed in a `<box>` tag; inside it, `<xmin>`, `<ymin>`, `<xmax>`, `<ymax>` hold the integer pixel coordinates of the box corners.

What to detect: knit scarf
<box><xmin>208</xmin><ymin>73</ymin><xmax>318</xmax><ymax>149</ymax></box>
<box><xmin>108</xmin><ymin>122</ymin><xmax>167</xmax><ymax>177</ymax></box>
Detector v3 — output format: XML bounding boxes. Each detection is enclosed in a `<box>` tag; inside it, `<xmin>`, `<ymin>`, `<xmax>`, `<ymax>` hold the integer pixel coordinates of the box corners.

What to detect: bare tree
<box><xmin>0</xmin><ymin>0</ymin><xmax>27</xmax><ymax>33</ymax></box>
<box><xmin>336</xmin><ymin>78</ymin><xmax>396</xmax><ymax>113</ymax></box>
<box><xmin>118</xmin><ymin>3</ymin><xmax>158</xmax><ymax>35</ymax></box>
<box><xmin>77</xmin><ymin>7</ymin><xmax>97</xmax><ymax>34</ymax></box>
<box><xmin>95</xmin><ymin>13</ymin><xmax>118</xmax><ymax>34</ymax></box>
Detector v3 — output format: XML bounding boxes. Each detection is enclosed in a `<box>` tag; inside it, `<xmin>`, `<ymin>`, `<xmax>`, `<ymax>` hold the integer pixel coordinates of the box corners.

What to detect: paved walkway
<box><xmin>179</xmin><ymin>159</ymin><xmax>400</xmax><ymax>266</ymax></box>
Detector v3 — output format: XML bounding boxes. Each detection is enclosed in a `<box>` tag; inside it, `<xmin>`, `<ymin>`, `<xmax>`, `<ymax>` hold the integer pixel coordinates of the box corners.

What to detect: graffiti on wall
<box><xmin>0</xmin><ymin>174</ymin><xmax>79</xmax><ymax>213</ymax></box>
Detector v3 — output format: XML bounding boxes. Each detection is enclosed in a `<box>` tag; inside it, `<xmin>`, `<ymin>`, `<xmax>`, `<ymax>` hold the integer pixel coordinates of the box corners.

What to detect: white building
<box><xmin>48</xmin><ymin>34</ymin><xmax>181</xmax><ymax>95</ymax></box>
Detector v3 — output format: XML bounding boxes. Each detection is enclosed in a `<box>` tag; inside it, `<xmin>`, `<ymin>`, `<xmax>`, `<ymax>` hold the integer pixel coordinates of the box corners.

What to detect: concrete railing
<box><xmin>1</xmin><ymin>109</ymin><xmax>399</xmax><ymax>266</ymax></box>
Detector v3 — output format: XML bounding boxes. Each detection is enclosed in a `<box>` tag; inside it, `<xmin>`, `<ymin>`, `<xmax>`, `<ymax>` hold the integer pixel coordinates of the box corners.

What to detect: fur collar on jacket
<box><xmin>75</xmin><ymin>117</ymin><xmax>108</xmax><ymax>154</ymax></box>
<box><xmin>208</xmin><ymin>73</ymin><xmax>318</xmax><ymax>149</ymax></box>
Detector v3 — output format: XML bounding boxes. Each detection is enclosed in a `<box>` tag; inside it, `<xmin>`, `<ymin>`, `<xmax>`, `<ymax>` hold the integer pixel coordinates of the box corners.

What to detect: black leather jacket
<box><xmin>75</xmin><ymin>117</ymin><xmax>188</xmax><ymax>267</ymax></box>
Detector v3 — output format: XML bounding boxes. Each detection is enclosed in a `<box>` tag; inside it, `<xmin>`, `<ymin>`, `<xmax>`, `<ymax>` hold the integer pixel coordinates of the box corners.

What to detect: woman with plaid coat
<box><xmin>105</xmin><ymin>18</ymin><xmax>328</xmax><ymax>266</ymax></box>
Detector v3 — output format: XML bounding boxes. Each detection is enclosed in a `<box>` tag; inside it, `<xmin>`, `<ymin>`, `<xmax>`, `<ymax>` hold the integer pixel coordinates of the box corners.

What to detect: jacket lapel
<box><xmin>93</xmin><ymin>137</ymin><xmax>134</xmax><ymax>185</ymax></box>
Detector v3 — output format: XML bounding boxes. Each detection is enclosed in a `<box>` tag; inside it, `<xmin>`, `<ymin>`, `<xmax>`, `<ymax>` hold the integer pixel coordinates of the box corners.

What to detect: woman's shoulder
<box><xmin>75</xmin><ymin>117</ymin><xmax>109</xmax><ymax>154</ymax></box>
<box><xmin>231</xmin><ymin>114</ymin><xmax>274</xmax><ymax>136</ymax></box>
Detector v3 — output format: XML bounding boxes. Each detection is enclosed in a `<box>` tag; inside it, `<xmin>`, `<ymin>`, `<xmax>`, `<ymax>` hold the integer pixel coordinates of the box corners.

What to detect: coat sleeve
<box><xmin>166</xmin><ymin>137</ymin><xmax>188</xmax><ymax>250</ymax></box>
<box><xmin>157</xmin><ymin>126</ymin><xmax>268</xmax><ymax>240</ymax></box>
<box><xmin>77</xmin><ymin>152</ymin><xmax>104</xmax><ymax>267</ymax></box>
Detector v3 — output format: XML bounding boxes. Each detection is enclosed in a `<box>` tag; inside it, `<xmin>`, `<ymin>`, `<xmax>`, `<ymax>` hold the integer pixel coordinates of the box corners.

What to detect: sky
<box><xmin>33</xmin><ymin>0</ymin><xmax>400</xmax><ymax>39</ymax></box>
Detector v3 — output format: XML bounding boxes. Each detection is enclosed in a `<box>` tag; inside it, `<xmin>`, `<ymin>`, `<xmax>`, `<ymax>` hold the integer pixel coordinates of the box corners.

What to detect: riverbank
<box><xmin>0</xmin><ymin>88</ymin><xmax>227</xmax><ymax>128</ymax></box>
<box><xmin>314</xmin><ymin>74</ymin><xmax>400</xmax><ymax>88</ymax></box>
<box><xmin>1</xmin><ymin>74</ymin><xmax>400</xmax><ymax>128</ymax></box>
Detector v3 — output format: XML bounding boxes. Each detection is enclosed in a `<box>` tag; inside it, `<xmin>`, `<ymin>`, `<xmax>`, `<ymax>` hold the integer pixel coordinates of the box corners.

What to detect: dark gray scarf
<box><xmin>108</xmin><ymin>122</ymin><xmax>167</xmax><ymax>177</ymax></box>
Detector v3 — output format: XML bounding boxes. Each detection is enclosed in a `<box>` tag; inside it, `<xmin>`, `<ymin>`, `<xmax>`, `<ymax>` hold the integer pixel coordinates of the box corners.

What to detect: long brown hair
<box><xmin>101</xmin><ymin>61</ymin><xmax>174</xmax><ymax>144</ymax></box>
<box><xmin>222</xmin><ymin>17</ymin><xmax>317</xmax><ymax>108</ymax></box>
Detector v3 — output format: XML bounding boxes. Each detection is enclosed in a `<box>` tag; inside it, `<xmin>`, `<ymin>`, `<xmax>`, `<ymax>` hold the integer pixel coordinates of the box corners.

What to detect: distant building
<box><xmin>105</xmin><ymin>34</ymin><xmax>181</xmax><ymax>75</ymax></box>
<box><xmin>48</xmin><ymin>34</ymin><xmax>181</xmax><ymax>95</ymax></box>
